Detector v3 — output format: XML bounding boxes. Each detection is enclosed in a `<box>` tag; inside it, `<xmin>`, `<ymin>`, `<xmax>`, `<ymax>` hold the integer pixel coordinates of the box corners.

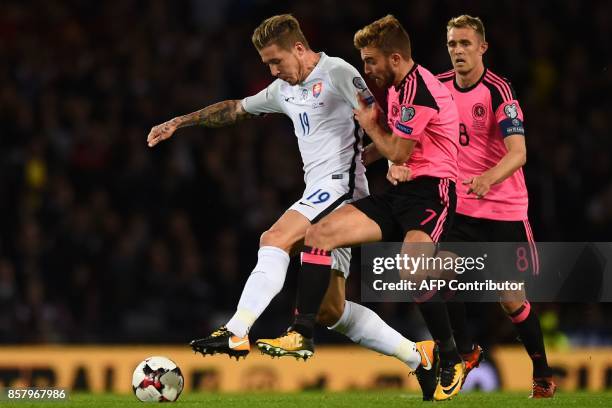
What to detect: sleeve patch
<box><xmin>499</xmin><ymin>118</ymin><xmax>525</xmax><ymax>136</ymax></box>
<box><xmin>395</xmin><ymin>121</ymin><xmax>414</xmax><ymax>135</ymax></box>
<box><xmin>503</xmin><ymin>103</ymin><xmax>519</xmax><ymax>119</ymax></box>
<box><xmin>353</xmin><ymin>77</ymin><xmax>367</xmax><ymax>90</ymax></box>
<box><xmin>401</xmin><ymin>106</ymin><xmax>415</xmax><ymax>122</ymax></box>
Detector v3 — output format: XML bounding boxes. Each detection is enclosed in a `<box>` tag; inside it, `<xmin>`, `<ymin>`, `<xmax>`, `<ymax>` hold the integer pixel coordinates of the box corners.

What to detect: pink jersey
<box><xmin>437</xmin><ymin>68</ymin><xmax>528</xmax><ymax>221</ymax></box>
<box><xmin>387</xmin><ymin>64</ymin><xmax>458</xmax><ymax>180</ymax></box>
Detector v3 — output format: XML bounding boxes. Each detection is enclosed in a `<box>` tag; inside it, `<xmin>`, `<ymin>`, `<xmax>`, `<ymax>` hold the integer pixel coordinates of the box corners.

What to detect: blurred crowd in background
<box><xmin>1</xmin><ymin>0</ymin><xmax>611</xmax><ymax>348</ymax></box>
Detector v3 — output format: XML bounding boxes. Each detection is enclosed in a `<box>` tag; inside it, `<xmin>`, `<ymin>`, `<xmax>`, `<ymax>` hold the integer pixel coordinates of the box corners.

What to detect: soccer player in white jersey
<box><xmin>147</xmin><ymin>14</ymin><xmax>434</xmax><ymax>374</ymax></box>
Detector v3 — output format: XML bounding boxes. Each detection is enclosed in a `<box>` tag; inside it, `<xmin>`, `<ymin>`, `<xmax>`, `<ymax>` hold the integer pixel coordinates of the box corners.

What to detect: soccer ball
<box><xmin>132</xmin><ymin>356</ymin><xmax>184</xmax><ymax>402</ymax></box>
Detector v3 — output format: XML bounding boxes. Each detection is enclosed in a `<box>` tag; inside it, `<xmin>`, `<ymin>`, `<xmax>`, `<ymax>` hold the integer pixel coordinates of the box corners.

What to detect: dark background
<box><xmin>1</xmin><ymin>0</ymin><xmax>611</xmax><ymax>348</ymax></box>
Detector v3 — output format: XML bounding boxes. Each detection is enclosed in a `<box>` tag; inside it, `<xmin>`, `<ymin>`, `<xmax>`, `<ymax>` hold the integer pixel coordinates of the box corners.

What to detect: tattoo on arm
<box><xmin>178</xmin><ymin>100</ymin><xmax>255</xmax><ymax>129</ymax></box>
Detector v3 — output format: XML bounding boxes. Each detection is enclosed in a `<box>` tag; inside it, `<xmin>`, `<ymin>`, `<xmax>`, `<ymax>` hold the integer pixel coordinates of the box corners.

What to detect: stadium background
<box><xmin>1</xmin><ymin>0</ymin><xmax>612</xmax><ymax>395</ymax></box>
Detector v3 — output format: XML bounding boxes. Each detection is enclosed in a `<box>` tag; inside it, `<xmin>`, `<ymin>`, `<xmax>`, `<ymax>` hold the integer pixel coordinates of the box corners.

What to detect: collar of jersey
<box><xmin>394</xmin><ymin>62</ymin><xmax>419</xmax><ymax>92</ymax></box>
<box><xmin>453</xmin><ymin>67</ymin><xmax>487</xmax><ymax>93</ymax></box>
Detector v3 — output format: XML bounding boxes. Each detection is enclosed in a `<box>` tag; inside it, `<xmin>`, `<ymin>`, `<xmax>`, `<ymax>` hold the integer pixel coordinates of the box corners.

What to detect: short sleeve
<box><xmin>390</xmin><ymin>104</ymin><xmax>437</xmax><ymax>141</ymax></box>
<box><xmin>495</xmin><ymin>100</ymin><xmax>525</xmax><ymax>137</ymax></box>
<box><xmin>483</xmin><ymin>74</ymin><xmax>526</xmax><ymax>137</ymax></box>
<box><xmin>388</xmin><ymin>71</ymin><xmax>439</xmax><ymax>141</ymax></box>
<box><xmin>241</xmin><ymin>79</ymin><xmax>283</xmax><ymax>115</ymax></box>
<box><xmin>328</xmin><ymin>63</ymin><xmax>375</xmax><ymax>109</ymax></box>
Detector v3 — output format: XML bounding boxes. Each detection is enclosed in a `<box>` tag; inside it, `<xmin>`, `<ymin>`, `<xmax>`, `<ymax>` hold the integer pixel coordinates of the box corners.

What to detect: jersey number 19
<box><xmin>299</xmin><ymin>112</ymin><xmax>310</xmax><ymax>136</ymax></box>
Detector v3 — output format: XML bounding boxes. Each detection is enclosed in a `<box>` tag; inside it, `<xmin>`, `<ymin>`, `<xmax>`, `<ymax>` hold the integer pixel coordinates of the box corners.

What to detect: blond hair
<box><xmin>251</xmin><ymin>14</ymin><xmax>310</xmax><ymax>51</ymax></box>
<box><xmin>447</xmin><ymin>15</ymin><xmax>486</xmax><ymax>41</ymax></box>
<box><xmin>353</xmin><ymin>15</ymin><xmax>411</xmax><ymax>59</ymax></box>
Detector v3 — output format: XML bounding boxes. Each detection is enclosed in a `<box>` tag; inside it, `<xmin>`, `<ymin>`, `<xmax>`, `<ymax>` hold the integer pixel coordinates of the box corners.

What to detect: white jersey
<box><xmin>242</xmin><ymin>52</ymin><xmax>374</xmax><ymax>186</ymax></box>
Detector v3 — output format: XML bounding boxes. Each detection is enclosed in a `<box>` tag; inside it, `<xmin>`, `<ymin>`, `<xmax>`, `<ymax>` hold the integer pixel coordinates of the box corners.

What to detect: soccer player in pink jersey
<box><xmin>257</xmin><ymin>15</ymin><xmax>465</xmax><ymax>401</ymax></box>
<box><xmin>388</xmin><ymin>14</ymin><xmax>555</xmax><ymax>398</ymax></box>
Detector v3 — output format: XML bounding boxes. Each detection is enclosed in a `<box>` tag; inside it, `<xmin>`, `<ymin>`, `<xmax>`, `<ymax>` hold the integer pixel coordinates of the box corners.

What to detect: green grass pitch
<box><xmin>3</xmin><ymin>391</ymin><xmax>612</xmax><ymax>407</ymax></box>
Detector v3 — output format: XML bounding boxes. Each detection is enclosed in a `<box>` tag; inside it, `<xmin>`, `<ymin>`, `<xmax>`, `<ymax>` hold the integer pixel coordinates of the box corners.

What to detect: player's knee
<box><xmin>500</xmin><ymin>300</ymin><xmax>523</xmax><ymax>315</ymax></box>
<box><xmin>260</xmin><ymin>228</ymin><xmax>292</xmax><ymax>252</ymax></box>
<box><xmin>305</xmin><ymin>221</ymin><xmax>335</xmax><ymax>250</ymax></box>
<box><xmin>317</xmin><ymin>300</ymin><xmax>344</xmax><ymax>327</ymax></box>
<box><xmin>304</xmin><ymin>224</ymin><xmax>322</xmax><ymax>247</ymax></box>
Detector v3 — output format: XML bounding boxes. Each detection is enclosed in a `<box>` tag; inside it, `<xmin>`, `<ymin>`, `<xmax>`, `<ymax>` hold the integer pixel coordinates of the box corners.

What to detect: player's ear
<box><xmin>294</xmin><ymin>42</ymin><xmax>307</xmax><ymax>55</ymax></box>
<box><xmin>479</xmin><ymin>41</ymin><xmax>489</xmax><ymax>56</ymax></box>
<box><xmin>390</xmin><ymin>52</ymin><xmax>402</xmax><ymax>67</ymax></box>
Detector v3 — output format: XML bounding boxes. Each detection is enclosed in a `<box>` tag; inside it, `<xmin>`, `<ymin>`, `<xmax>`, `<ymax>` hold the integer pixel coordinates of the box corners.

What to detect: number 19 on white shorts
<box><xmin>289</xmin><ymin>180</ymin><xmax>350</xmax><ymax>222</ymax></box>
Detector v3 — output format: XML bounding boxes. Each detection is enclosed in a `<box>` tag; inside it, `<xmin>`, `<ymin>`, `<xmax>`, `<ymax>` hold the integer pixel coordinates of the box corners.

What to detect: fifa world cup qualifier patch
<box><xmin>500</xmin><ymin>102</ymin><xmax>524</xmax><ymax>136</ymax></box>
<box><xmin>353</xmin><ymin>77</ymin><xmax>367</xmax><ymax>90</ymax></box>
<box><xmin>503</xmin><ymin>103</ymin><xmax>518</xmax><ymax>119</ymax></box>
<box><xmin>401</xmin><ymin>106</ymin><xmax>415</xmax><ymax>122</ymax></box>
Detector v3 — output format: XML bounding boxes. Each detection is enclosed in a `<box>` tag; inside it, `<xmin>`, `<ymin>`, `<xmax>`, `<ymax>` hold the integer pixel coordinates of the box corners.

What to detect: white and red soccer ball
<box><xmin>132</xmin><ymin>356</ymin><xmax>184</xmax><ymax>402</ymax></box>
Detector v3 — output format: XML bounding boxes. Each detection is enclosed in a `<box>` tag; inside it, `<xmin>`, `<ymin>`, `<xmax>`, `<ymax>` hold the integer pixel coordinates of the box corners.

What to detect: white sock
<box><xmin>330</xmin><ymin>300</ymin><xmax>421</xmax><ymax>369</ymax></box>
<box><xmin>226</xmin><ymin>246</ymin><xmax>290</xmax><ymax>337</ymax></box>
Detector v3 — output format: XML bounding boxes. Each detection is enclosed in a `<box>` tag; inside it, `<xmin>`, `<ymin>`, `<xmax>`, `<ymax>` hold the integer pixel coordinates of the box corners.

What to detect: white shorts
<box><xmin>288</xmin><ymin>172</ymin><xmax>369</xmax><ymax>278</ymax></box>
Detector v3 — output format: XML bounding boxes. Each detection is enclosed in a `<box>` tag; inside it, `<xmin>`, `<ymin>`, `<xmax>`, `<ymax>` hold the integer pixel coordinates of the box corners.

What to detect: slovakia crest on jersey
<box><xmin>312</xmin><ymin>82</ymin><xmax>323</xmax><ymax>98</ymax></box>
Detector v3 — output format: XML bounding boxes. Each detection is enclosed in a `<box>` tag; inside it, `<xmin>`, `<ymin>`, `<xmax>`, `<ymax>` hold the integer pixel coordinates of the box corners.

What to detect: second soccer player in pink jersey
<box><xmin>385</xmin><ymin>64</ymin><xmax>458</xmax><ymax>182</ymax></box>
<box><xmin>439</xmin><ymin>15</ymin><xmax>555</xmax><ymax>398</ymax></box>
<box><xmin>386</xmin><ymin>14</ymin><xmax>555</xmax><ymax>398</ymax></box>
<box><xmin>437</xmin><ymin>58</ymin><xmax>528</xmax><ymax>221</ymax></box>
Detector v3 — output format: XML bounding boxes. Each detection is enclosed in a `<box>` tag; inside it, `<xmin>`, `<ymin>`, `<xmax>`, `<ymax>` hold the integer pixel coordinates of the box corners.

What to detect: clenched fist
<box><xmin>147</xmin><ymin>118</ymin><xmax>180</xmax><ymax>147</ymax></box>
<box><xmin>387</xmin><ymin>164</ymin><xmax>412</xmax><ymax>186</ymax></box>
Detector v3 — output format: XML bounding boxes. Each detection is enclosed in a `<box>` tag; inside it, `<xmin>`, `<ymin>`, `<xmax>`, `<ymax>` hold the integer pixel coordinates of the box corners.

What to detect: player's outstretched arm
<box><xmin>147</xmin><ymin>100</ymin><xmax>255</xmax><ymax>147</ymax></box>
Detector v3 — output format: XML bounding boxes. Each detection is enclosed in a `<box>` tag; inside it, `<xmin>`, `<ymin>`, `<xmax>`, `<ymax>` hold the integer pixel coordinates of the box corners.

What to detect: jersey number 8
<box><xmin>459</xmin><ymin>123</ymin><xmax>470</xmax><ymax>146</ymax></box>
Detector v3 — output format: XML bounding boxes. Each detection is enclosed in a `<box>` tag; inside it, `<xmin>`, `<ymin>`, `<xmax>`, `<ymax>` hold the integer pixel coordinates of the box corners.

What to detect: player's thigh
<box><xmin>260</xmin><ymin>210</ymin><xmax>311</xmax><ymax>252</ymax></box>
<box><xmin>394</xmin><ymin>177</ymin><xmax>455</xmax><ymax>244</ymax></box>
<box><xmin>306</xmin><ymin>204</ymin><xmax>383</xmax><ymax>249</ymax></box>
<box><xmin>292</xmin><ymin>178</ymin><xmax>353</xmax><ymax>223</ymax></box>
<box><xmin>488</xmin><ymin>219</ymin><xmax>534</xmax><ymax>305</ymax></box>
<box><xmin>445</xmin><ymin>213</ymin><xmax>484</xmax><ymax>242</ymax></box>
<box><xmin>317</xmin><ymin>272</ymin><xmax>347</xmax><ymax>327</ymax></box>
